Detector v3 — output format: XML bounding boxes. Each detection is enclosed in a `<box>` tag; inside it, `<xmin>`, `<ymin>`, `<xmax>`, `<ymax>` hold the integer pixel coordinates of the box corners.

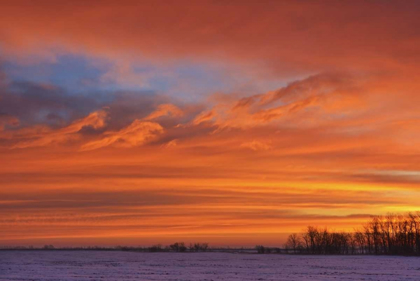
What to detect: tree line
<box><xmin>283</xmin><ymin>212</ymin><xmax>420</xmax><ymax>255</ymax></box>
<box><xmin>149</xmin><ymin>242</ymin><xmax>209</xmax><ymax>252</ymax></box>
<box><xmin>0</xmin><ymin>242</ymin><xmax>210</xmax><ymax>253</ymax></box>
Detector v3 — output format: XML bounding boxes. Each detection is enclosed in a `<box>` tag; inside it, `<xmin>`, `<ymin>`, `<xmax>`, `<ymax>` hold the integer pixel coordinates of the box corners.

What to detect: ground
<box><xmin>1</xmin><ymin>251</ymin><xmax>419</xmax><ymax>281</ymax></box>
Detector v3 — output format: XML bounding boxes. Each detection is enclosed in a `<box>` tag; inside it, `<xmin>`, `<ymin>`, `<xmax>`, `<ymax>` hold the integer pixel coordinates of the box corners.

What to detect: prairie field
<box><xmin>1</xmin><ymin>251</ymin><xmax>419</xmax><ymax>281</ymax></box>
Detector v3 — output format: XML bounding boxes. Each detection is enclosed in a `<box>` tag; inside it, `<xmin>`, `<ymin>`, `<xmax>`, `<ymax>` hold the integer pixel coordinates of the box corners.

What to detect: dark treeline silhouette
<box><xmin>149</xmin><ymin>242</ymin><xmax>209</xmax><ymax>252</ymax></box>
<box><xmin>0</xmin><ymin>242</ymin><xmax>210</xmax><ymax>253</ymax></box>
<box><xmin>283</xmin><ymin>212</ymin><xmax>420</xmax><ymax>255</ymax></box>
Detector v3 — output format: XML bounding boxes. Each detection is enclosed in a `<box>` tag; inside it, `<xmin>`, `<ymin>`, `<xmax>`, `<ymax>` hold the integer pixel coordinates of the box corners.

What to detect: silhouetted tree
<box><xmin>285</xmin><ymin>212</ymin><xmax>420</xmax><ymax>256</ymax></box>
<box><xmin>255</xmin><ymin>245</ymin><xmax>266</xmax><ymax>254</ymax></box>
<box><xmin>169</xmin><ymin>242</ymin><xmax>187</xmax><ymax>252</ymax></box>
<box><xmin>148</xmin><ymin>244</ymin><xmax>163</xmax><ymax>252</ymax></box>
<box><xmin>285</xmin><ymin>233</ymin><xmax>301</xmax><ymax>254</ymax></box>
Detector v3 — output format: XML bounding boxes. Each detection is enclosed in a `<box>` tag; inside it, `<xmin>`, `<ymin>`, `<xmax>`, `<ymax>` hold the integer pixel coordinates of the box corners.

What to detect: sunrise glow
<box><xmin>1</xmin><ymin>1</ymin><xmax>420</xmax><ymax>247</ymax></box>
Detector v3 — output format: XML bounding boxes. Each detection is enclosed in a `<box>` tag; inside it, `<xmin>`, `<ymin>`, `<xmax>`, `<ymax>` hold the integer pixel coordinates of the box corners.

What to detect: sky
<box><xmin>1</xmin><ymin>0</ymin><xmax>420</xmax><ymax>247</ymax></box>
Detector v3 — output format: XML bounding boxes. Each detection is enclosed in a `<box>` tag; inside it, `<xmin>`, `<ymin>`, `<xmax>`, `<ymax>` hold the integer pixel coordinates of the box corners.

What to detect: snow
<box><xmin>1</xmin><ymin>251</ymin><xmax>419</xmax><ymax>280</ymax></box>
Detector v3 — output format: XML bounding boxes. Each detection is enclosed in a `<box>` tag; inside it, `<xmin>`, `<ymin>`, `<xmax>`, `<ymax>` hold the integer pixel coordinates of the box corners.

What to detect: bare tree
<box><xmin>285</xmin><ymin>233</ymin><xmax>301</xmax><ymax>254</ymax></box>
<box><xmin>285</xmin><ymin>212</ymin><xmax>420</xmax><ymax>256</ymax></box>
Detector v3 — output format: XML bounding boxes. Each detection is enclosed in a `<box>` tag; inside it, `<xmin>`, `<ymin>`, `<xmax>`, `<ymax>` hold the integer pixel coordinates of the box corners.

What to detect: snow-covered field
<box><xmin>1</xmin><ymin>251</ymin><xmax>419</xmax><ymax>281</ymax></box>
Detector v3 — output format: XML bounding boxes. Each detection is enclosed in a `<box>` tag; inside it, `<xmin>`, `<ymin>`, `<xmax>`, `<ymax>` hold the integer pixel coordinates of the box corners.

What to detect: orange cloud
<box><xmin>9</xmin><ymin>110</ymin><xmax>107</xmax><ymax>149</ymax></box>
<box><xmin>0</xmin><ymin>1</ymin><xmax>418</xmax><ymax>83</ymax></box>
<box><xmin>143</xmin><ymin>104</ymin><xmax>183</xmax><ymax>121</ymax></box>
<box><xmin>191</xmin><ymin>73</ymin><xmax>366</xmax><ymax>130</ymax></box>
<box><xmin>240</xmin><ymin>140</ymin><xmax>272</xmax><ymax>151</ymax></box>
<box><xmin>81</xmin><ymin>120</ymin><xmax>163</xmax><ymax>151</ymax></box>
<box><xmin>192</xmin><ymin>110</ymin><xmax>216</xmax><ymax>125</ymax></box>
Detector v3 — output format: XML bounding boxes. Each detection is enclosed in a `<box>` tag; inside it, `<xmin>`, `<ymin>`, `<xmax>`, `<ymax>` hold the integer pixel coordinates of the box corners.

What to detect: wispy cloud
<box><xmin>81</xmin><ymin>120</ymin><xmax>163</xmax><ymax>151</ymax></box>
<box><xmin>10</xmin><ymin>110</ymin><xmax>108</xmax><ymax>149</ymax></box>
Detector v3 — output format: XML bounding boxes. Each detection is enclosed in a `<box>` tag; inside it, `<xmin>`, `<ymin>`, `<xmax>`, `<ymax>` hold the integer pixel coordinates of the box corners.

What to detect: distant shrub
<box><xmin>170</xmin><ymin>242</ymin><xmax>187</xmax><ymax>252</ymax></box>
<box><xmin>189</xmin><ymin>243</ymin><xmax>209</xmax><ymax>252</ymax></box>
<box><xmin>148</xmin><ymin>244</ymin><xmax>163</xmax><ymax>252</ymax></box>
<box><xmin>255</xmin><ymin>245</ymin><xmax>266</xmax><ymax>254</ymax></box>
